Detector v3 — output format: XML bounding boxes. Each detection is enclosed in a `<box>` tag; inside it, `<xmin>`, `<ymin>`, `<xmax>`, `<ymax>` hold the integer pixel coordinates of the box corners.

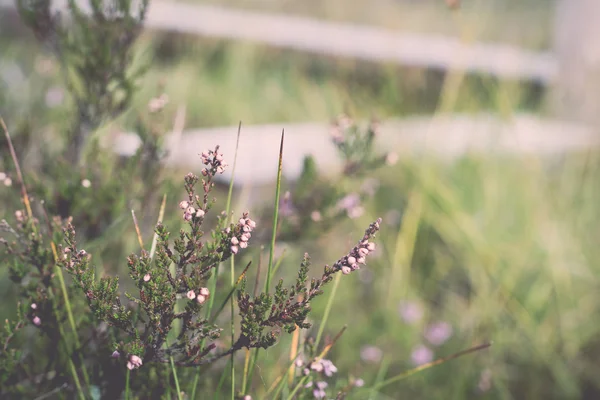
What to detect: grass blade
<box><xmin>367</xmin><ymin>342</ymin><xmax>492</xmax><ymax>392</ymax></box>
<box><xmin>314</xmin><ymin>272</ymin><xmax>342</xmax><ymax>349</ymax></box>
<box><xmin>265</xmin><ymin>129</ymin><xmax>285</xmax><ymax>293</ymax></box>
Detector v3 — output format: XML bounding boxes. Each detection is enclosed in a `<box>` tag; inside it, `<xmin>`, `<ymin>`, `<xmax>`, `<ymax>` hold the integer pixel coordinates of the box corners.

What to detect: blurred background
<box><xmin>2</xmin><ymin>0</ymin><xmax>600</xmax><ymax>398</ymax></box>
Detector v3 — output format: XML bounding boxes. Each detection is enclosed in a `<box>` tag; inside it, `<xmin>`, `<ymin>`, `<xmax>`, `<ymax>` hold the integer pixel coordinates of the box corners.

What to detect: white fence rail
<box><xmin>110</xmin><ymin>114</ymin><xmax>599</xmax><ymax>185</ymax></box>
<box><xmin>1</xmin><ymin>0</ymin><xmax>557</xmax><ymax>83</ymax></box>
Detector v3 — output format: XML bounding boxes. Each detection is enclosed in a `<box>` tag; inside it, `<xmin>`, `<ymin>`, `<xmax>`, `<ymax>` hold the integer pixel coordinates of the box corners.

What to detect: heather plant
<box><xmin>0</xmin><ymin>0</ymin><xmax>173</xmax><ymax>275</ymax></box>
<box><xmin>59</xmin><ymin>143</ymin><xmax>384</xmax><ymax>395</ymax></box>
<box><xmin>16</xmin><ymin>0</ymin><xmax>149</xmax><ymax>164</ymax></box>
<box><xmin>274</xmin><ymin>114</ymin><xmax>397</xmax><ymax>242</ymax></box>
<box><xmin>0</xmin><ymin>130</ymin><xmax>389</xmax><ymax>397</ymax></box>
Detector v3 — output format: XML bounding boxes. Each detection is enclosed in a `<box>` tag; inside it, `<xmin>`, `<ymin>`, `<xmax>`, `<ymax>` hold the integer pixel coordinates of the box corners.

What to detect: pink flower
<box><xmin>398</xmin><ymin>301</ymin><xmax>423</xmax><ymax>325</ymax></box>
<box><xmin>411</xmin><ymin>344</ymin><xmax>433</xmax><ymax>366</ymax></box>
<box><xmin>199</xmin><ymin>287</ymin><xmax>210</xmax><ymax>297</ymax></box>
<box><xmin>313</xmin><ymin>381</ymin><xmax>328</xmax><ymax>399</ymax></box>
<box><xmin>196</xmin><ymin>294</ymin><xmax>207</xmax><ymax>304</ymax></box>
<box><xmin>341</xmin><ymin>266</ymin><xmax>352</xmax><ymax>275</ymax></box>
<box><xmin>32</xmin><ymin>316</ymin><xmax>41</xmax><ymax>326</ymax></box>
<box><xmin>231</xmin><ymin>237</ymin><xmax>239</xmax><ymax>245</ymax></box>
<box><xmin>386</xmin><ymin>152</ymin><xmax>399</xmax><ymax>166</ymax></box>
<box><xmin>187</xmin><ymin>290</ymin><xmax>196</xmax><ymax>300</ymax></box>
<box><xmin>143</xmin><ymin>273</ymin><xmax>151</xmax><ymax>282</ymax></box>
<box><xmin>111</xmin><ymin>350</ymin><xmax>120</xmax><ymax>358</ymax></box>
<box><xmin>196</xmin><ymin>209</ymin><xmax>205</xmax><ymax>218</ymax></box>
<box><xmin>424</xmin><ymin>321</ymin><xmax>453</xmax><ymax>346</ymax></box>
<box><xmin>127</xmin><ymin>355</ymin><xmax>143</xmax><ymax>370</ymax></box>
<box><xmin>311</xmin><ymin>211</ymin><xmax>322</xmax><ymax>222</ymax></box>
<box><xmin>360</xmin><ymin>345</ymin><xmax>383</xmax><ymax>364</ymax></box>
<box><xmin>231</xmin><ymin>246</ymin><xmax>239</xmax><ymax>254</ymax></box>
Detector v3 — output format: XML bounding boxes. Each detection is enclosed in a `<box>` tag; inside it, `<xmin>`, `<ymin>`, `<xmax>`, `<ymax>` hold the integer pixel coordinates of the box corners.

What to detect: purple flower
<box><xmin>360</xmin><ymin>345</ymin><xmax>383</xmax><ymax>364</ymax></box>
<box><xmin>410</xmin><ymin>344</ymin><xmax>433</xmax><ymax>366</ymax></box>
<box><xmin>361</xmin><ymin>178</ymin><xmax>380</xmax><ymax>197</ymax></box>
<box><xmin>336</xmin><ymin>193</ymin><xmax>364</xmax><ymax>218</ymax></box>
<box><xmin>398</xmin><ymin>301</ymin><xmax>424</xmax><ymax>325</ymax></box>
<box><xmin>424</xmin><ymin>321</ymin><xmax>453</xmax><ymax>346</ymax></box>
<box><xmin>310</xmin><ymin>359</ymin><xmax>337</xmax><ymax>377</ymax></box>
<box><xmin>313</xmin><ymin>381</ymin><xmax>328</xmax><ymax>399</ymax></box>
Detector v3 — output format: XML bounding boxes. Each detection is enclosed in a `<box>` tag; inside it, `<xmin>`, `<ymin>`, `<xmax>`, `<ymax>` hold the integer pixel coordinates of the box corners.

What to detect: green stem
<box><xmin>55</xmin><ymin>267</ymin><xmax>91</xmax><ymax>390</ymax></box>
<box><xmin>125</xmin><ymin>369</ymin><xmax>130</xmax><ymax>400</ymax></box>
<box><xmin>230</xmin><ymin>255</ymin><xmax>236</xmax><ymax>400</ymax></box>
<box><xmin>314</xmin><ymin>273</ymin><xmax>342</xmax><ymax>349</ymax></box>
<box><xmin>247</xmin><ymin>131</ymin><xmax>285</xmax><ymax>392</ymax></box>
<box><xmin>169</xmin><ymin>356</ymin><xmax>183</xmax><ymax>400</ymax></box>
<box><xmin>265</xmin><ymin>130</ymin><xmax>285</xmax><ymax>293</ymax></box>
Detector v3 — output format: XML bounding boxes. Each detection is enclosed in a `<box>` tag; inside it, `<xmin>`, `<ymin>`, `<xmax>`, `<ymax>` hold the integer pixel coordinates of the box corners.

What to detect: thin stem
<box><xmin>225</xmin><ymin>121</ymin><xmax>242</xmax><ymax>216</ymax></box>
<box><xmin>149</xmin><ymin>194</ymin><xmax>167</xmax><ymax>260</ymax></box>
<box><xmin>230</xmin><ymin>255</ymin><xmax>236</xmax><ymax>400</ymax></box>
<box><xmin>170</xmin><ymin>355</ymin><xmax>183</xmax><ymax>400</ymax></box>
<box><xmin>214</xmin><ymin>358</ymin><xmax>231</xmax><ymax>400</ymax></box>
<box><xmin>125</xmin><ymin>369</ymin><xmax>130</xmax><ymax>400</ymax></box>
<box><xmin>367</xmin><ymin>342</ymin><xmax>492</xmax><ymax>392</ymax></box>
<box><xmin>368</xmin><ymin>357</ymin><xmax>389</xmax><ymax>400</ymax></box>
<box><xmin>241</xmin><ymin>349</ymin><xmax>251</xmax><ymax>394</ymax></box>
<box><xmin>314</xmin><ymin>273</ymin><xmax>342</xmax><ymax>349</ymax></box>
<box><xmin>265</xmin><ymin>130</ymin><xmax>285</xmax><ymax>293</ymax></box>
<box><xmin>247</xmin><ymin>131</ymin><xmax>285</xmax><ymax>392</ymax></box>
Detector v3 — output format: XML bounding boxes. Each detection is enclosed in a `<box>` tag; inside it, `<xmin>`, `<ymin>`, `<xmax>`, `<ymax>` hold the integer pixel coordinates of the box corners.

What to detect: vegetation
<box><xmin>2</xmin><ymin>0</ymin><xmax>599</xmax><ymax>399</ymax></box>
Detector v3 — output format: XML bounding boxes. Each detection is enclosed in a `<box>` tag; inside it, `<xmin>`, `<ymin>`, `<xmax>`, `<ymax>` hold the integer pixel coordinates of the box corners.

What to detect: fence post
<box><xmin>552</xmin><ymin>0</ymin><xmax>600</xmax><ymax>129</ymax></box>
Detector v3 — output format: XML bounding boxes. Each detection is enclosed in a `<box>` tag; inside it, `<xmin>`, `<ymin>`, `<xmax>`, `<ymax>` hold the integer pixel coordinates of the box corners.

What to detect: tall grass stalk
<box><xmin>265</xmin><ymin>130</ymin><xmax>285</xmax><ymax>293</ymax></box>
<box><xmin>245</xmin><ymin>131</ymin><xmax>285</xmax><ymax>391</ymax></box>
<box><xmin>386</xmin><ymin>191</ymin><xmax>422</xmax><ymax>307</ymax></box>
<box><xmin>314</xmin><ymin>273</ymin><xmax>342</xmax><ymax>349</ymax></box>
<box><xmin>230</xmin><ymin>254</ymin><xmax>236</xmax><ymax>400</ymax></box>
<box><xmin>368</xmin><ymin>357</ymin><xmax>390</xmax><ymax>400</ymax></box>
<box><xmin>365</xmin><ymin>342</ymin><xmax>492</xmax><ymax>392</ymax></box>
